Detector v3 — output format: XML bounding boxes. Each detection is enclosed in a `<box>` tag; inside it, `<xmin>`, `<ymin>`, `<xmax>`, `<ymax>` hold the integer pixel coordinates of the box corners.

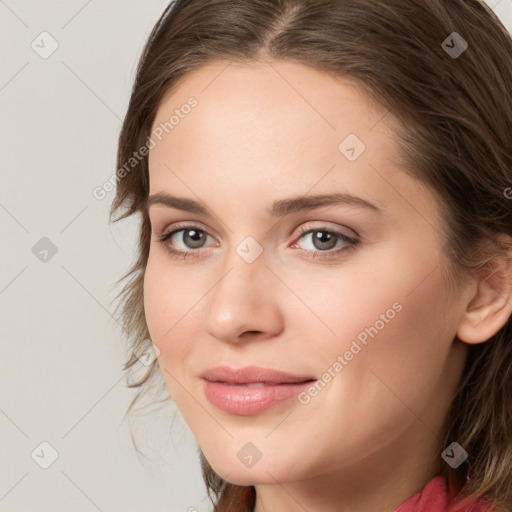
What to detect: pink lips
<box><xmin>200</xmin><ymin>366</ymin><xmax>316</xmax><ymax>416</ymax></box>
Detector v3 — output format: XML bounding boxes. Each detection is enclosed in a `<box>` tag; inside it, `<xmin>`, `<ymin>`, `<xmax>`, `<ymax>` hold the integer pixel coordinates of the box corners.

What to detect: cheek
<box><xmin>265</xmin><ymin>258</ymin><xmax>454</xmax><ymax>474</ymax></box>
<box><xmin>288</xmin><ymin>246</ymin><xmax>449</xmax><ymax>361</ymax></box>
<box><xmin>143</xmin><ymin>253</ymin><xmax>227</xmax><ymax>426</ymax></box>
<box><xmin>143</xmin><ymin>259</ymin><xmax>171</xmax><ymax>342</ymax></box>
<box><xmin>143</xmin><ymin>251</ymin><xmax>199</xmax><ymax>335</ymax></box>
<box><xmin>143</xmin><ymin>257</ymin><xmax>197</xmax><ymax>378</ymax></box>
<box><xmin>292</xmin><ymin>239</ymin><xmax>454</xmax><ymax>411</ymax></box>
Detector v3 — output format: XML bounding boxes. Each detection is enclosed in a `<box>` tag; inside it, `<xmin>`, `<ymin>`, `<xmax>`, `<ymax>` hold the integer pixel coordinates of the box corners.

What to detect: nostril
<box><xmin>240</xmin><ymin>331</ymin><xmax>263</xmax><ymax>338</ymax></box>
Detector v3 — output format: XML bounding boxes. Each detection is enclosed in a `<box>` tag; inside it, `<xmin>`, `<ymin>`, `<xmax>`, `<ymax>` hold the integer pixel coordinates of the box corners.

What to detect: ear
<box><xmin>457</xmin><ymin>236</ymin><xmax>512</xmax><ymax>344</ymax></box>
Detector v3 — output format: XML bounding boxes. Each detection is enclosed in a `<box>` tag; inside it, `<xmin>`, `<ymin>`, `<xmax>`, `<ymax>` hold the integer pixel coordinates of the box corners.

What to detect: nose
<box><xmin>204</xmin><ymin>250</ymin><xmax>284</xmax><ymax>344</ymax></box>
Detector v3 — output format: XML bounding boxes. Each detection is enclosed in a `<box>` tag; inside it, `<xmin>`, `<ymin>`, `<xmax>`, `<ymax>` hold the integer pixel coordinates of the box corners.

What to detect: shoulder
<box><xmin>395</xmin><ymin>475</ymin><xmax>498</xmax><ymax>512</ymax></box>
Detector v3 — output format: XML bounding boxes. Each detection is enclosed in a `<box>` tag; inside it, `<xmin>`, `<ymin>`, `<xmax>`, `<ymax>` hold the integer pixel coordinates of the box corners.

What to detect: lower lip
<box><xmin>202</xmin><ymin>379</ymin><xmax>315</xmax><ymax>415</ymax></box>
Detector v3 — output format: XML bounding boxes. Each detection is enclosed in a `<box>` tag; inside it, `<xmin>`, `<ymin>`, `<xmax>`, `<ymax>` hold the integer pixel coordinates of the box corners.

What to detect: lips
<box><xmin>200</xmin><ymin>365</ymin><xmax>316</xmax><ymax>385</ymax></box>
<box><xmin>200</xmin><ymin>366</ymin><xmax>317</xmax><ymax>415</ymax></box>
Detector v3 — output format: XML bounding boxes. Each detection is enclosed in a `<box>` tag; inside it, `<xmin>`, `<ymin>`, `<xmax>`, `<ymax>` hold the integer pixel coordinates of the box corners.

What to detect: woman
<box><xmin>110</xmin><ymin>0</ymin><xmax>512</xmax><ymax>510</ymax></box>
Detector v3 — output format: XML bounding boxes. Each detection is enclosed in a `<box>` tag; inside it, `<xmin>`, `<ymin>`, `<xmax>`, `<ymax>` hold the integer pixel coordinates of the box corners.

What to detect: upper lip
<box><xmin>200</xmin><ymin>365</ymin><xmax>316</xmax><ymax>385</ymax></box>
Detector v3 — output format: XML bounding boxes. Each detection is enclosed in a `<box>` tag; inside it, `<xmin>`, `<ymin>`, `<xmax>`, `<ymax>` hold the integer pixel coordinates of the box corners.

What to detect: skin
<box><xmin>143</xmin><ymin>59</ymin><xmax>511</xmax><ymax>512</ymax></box>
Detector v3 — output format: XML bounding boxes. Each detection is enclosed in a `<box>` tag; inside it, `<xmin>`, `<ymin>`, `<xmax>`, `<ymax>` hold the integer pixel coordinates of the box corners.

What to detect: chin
<box><xmin>202</xmin><ymin>447</ymin><xmax>307</xmax><ymax>487</ymax></box>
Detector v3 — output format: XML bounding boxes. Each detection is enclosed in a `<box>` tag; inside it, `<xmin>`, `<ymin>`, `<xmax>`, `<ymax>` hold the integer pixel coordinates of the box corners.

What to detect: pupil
<box><xmin>313</xmin><ymin>231</ymin><xmax>336</xmax><ymax>250</ymax></box>
<box><xmin>185</xmin><ymin>229</ymin><xmax>204</xmax><ymax>248</ymax></box>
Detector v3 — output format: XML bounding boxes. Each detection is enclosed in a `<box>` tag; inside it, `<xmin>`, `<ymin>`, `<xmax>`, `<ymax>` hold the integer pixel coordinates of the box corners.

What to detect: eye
<box><xmin>292</xmin><ymin>225</ymin><xmax>359</xmax><ymax>259</ymax></box>
<box><xmin>157</xmin><ymin>223</ymin><xmax>216</xmax><ymax>259</ymax></box>
<box><xmin>156</xmin><ymin>223</ymin><xmax>359</xmax><ymax>260</ymax></box>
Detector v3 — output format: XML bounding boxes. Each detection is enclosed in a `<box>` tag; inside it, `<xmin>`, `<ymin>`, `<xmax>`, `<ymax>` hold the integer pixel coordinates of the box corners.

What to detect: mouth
<box><xmin>200</xmin><ymin>366</ymin><xmax>317</xmax><ymax>415</ymax></box>
<box><xmin>200</xmin><ymin>365</ymin><xmax>316</xmax><ymax>385</ymax></box>
<box><xmin>217</xmin><ymin>382</ymin><xmax>283</xmax><ymax>387</ymax></box>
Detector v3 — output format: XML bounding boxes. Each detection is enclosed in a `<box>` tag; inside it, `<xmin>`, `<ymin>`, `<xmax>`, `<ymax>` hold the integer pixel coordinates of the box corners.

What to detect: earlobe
<box><xmin>457</xmin><ymin>245</ymin><xmax>512</xmax><ymax>345</ymax></box>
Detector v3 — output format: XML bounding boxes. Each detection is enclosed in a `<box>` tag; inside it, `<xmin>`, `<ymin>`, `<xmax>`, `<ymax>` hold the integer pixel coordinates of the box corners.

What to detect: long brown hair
<box><xmin>109</xmin><ymin>1</ymin><xmax>512</xmax><ymax>510</ymax></box>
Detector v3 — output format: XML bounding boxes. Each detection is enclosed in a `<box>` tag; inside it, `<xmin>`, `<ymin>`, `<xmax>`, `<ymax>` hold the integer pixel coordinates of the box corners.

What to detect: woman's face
<box><xmin>144</xmin><ymin>59</ymin><xmax>469</xmax><ymax>487</ymax></box>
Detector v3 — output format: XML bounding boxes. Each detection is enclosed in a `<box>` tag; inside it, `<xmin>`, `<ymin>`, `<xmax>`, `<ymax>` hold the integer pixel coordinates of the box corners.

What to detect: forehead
<box><xmin>151</xmin><ymin>61</ymin><xmax>388</xmax><ymax>168</ymax></box>
<box><xmin>150</xmin><ymin>59</ymin><xmax>389</xmax><ymax>158</ymax></box>
<box><xmin>147</xmin><ymin>59</ymin><xmax>438</xmax><ymax>225</ymax></box>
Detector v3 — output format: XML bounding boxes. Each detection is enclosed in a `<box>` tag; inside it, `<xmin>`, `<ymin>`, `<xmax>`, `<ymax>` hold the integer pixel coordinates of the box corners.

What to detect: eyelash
<box><xmin>157</xmin><ymin>222</ymin><xmax>359</xmax><ymax>261</ymax></box>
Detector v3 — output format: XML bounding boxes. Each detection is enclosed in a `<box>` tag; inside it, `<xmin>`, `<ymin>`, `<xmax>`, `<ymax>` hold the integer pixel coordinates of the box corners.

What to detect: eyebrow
<box><xmin>146</xmin><ymin>191</ymin><xmax>383</xmax><ymax>217</ymax></box>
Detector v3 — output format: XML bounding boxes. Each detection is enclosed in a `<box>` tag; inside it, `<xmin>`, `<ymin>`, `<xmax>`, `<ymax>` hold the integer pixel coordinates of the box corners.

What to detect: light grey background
<box><xmin>1</xmin><ymin>1</ymin><xmax>511</xmax><ymax>511</ymax></box>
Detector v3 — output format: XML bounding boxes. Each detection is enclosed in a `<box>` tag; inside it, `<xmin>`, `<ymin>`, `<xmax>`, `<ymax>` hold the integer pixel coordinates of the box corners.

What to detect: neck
<box><xmin>253</xmin><ymin>421</ymin><xmax>441</xmax><ymax>512</ymax></box>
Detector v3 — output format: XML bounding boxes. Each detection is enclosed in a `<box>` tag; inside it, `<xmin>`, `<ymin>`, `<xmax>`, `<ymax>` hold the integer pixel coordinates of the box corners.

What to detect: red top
<box><xmin>395</xmin><ymin>475</ymin><xmax>496</xmax><ymax>512</ymax></box>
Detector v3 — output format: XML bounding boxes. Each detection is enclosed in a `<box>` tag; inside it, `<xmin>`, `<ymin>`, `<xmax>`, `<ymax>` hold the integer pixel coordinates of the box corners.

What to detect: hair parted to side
<box><xmin>109</xmin><ymin>1</ymin><xmax>512</xmax><ymax>510</ymax></box>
